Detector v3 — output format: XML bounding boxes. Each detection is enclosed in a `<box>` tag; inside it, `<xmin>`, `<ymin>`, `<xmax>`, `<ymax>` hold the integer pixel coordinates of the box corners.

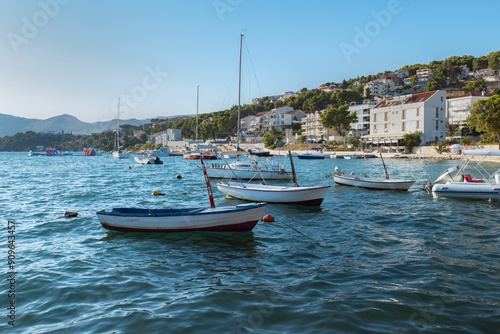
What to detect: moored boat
<box><xmin>96</xmin><ymin>202</ymin><xmax>268</xmax><ymax>232</ymax></box>
<box><xmin>206</xmin><ymin>151</ymin><xmax>291</xmax><ymax>180</ymax></box>
<box><xmin>217</xmin><ymin>151</ymin><xmax>329</xmax><ymax>206</ymax></box>
<box><xmin>431</xmin><ymin>149</ymin><xmax>500</xmax><ymax>200</ymax></box>
<box><xmin>332</xmin><ymin>173</ymin><xmax>415</xmax><ymax>191</ymax></box>
<box><xmin>297</xmin><ymin>153</ymin><xmax>325</xmax><ymax>160</ymax></box>
<box><xmin>96</xmin><ymin>157</ymin><xmax>268</xmax><ymax>232</ymax></box>
<box><xmin>134</xmin><ymin>154</ymin><xmax>163</xmax><ymax>165</ymax></box>
<box><xmin>329</xmin><ymin>153</ymin><xmax>415</xmax><ymax>191</ymax></box>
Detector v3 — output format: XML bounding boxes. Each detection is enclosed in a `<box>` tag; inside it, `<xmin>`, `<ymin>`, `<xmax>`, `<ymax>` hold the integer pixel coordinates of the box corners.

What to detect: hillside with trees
<box><xmin>2</xmin><ymin>50</ymin><xmax>499</xmax><ymax>151</ymax></box>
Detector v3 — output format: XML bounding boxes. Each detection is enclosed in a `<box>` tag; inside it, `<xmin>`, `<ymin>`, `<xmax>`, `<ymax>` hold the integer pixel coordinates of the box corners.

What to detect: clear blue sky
<box><xmin>1</xmin><ymin>0</ymin><xmax>499</xmax><ymax>123</ymax></box>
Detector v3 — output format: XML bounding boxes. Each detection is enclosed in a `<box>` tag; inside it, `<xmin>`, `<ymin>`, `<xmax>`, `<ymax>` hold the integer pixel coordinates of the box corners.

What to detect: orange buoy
<box><xmin>176</xmin><ymin>174</ymin><xmax>182</xmax><ymax>179</ymax></box>
<box><xmin>262</xmin><ymin>214</ymin><xmax>275</xmax><ymax>223</ymax></box>
<box><xmin>129</xmin><ymin>166</ymin><xmax>132</xmax><ymax>169</ymax></box>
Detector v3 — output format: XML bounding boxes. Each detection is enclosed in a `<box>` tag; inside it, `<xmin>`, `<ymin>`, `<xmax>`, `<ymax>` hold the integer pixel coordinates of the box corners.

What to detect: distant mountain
<box><xmin>0</xmin><ymin>113</ymin><xmax>153</xmax><ymax>137</ymax></box>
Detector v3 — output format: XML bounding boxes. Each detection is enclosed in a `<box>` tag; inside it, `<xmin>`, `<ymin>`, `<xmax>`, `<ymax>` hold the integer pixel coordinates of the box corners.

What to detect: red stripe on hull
<box><xmin>101</xmin><ymin>220</ymin><xmax>259</xmax><ymax>233</ymax></box>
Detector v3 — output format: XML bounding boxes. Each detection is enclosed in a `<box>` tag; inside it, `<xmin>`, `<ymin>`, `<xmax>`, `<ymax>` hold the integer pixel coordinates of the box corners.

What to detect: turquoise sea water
<box><xmin>1</xmin><ymin>152</ymin><xmax>499</xmax><ymax>333</ymax></box>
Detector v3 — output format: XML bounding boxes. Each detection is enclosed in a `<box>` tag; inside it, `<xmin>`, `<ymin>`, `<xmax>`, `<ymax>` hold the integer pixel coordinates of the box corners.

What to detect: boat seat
<box><xmin>464</xmin><ymin>174</ymin><xmax>483</xmax><ymax>183</ymax></box>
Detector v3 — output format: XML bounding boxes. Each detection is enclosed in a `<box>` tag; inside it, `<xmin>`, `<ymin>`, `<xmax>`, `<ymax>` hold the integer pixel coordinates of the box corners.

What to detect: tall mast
<box><xmin>237</xmin><ymin>33</ymin><xmax>243</xmax><ymax>151</ymax></box>
<box><xmin>196</xmin><ymin>85</ymin><xmax>199</xmax><ymax>142</ymax></box>
<box><xmin>117</xmin><ymin>98</ymin><xmax>120</xmax><ymax>150</ymax></box>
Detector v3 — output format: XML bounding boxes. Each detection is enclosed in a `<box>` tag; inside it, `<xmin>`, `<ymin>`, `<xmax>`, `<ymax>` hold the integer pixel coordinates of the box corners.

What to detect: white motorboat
<box><xmin>217</xmin><ymin>151</ymin><xmax>329</xmax><ymax>207</ymax></box>
<box><xmin>96</xmin><ymin>156</ymin><xmax>268</xmax><ymax>232</ymax></box>
<box><xmin>153</xmin><ymin>147</ymin><xmax>170</xmax><ymax>157</ymax></box>
<box><xmin>206</xmin><ymin>151</ymin><xmax>291</xmax><ymax>180</ymax></box>
<box><xmin>134</xmin><ymin>154</ymin><xmax>163</xmax><ymax>165</ymax></box>
<box><xmin>431</xmin><ymin>149</ymin><xmax>500</xmax><ymax>200</ymax></box>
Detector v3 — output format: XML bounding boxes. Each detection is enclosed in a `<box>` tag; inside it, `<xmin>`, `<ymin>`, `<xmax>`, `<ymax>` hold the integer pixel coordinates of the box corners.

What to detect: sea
<box><xmin>1</xmin><ymin>152</ymin><xmax>499</xmax><ymax>334</ymax></box>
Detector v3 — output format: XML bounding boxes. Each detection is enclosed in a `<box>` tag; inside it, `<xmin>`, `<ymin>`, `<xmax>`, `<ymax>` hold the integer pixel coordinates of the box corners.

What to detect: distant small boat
<box><xmin>134</xmin><ymin>154</ymin><xmax>163</xmax><ymax>165</ymax></box>
<box><xmin>297</xmin><ymin>153</ymin><xmax>325</xmax><ymax>160</ymax></box>
<box><xmin>183</xmin><ymin>151</ymin><xmax>218</xmax><ymax>160</ymax></box>
<box><xmin>28</xmin><ymin>147</ymin><xmax>72</xmax><ymax>156</ymax></box>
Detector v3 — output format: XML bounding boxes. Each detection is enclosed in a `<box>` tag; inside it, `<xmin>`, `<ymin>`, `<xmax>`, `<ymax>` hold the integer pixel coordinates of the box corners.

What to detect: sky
<box><xmin>1</xmin><ymin>0</ymin><xmax>499</xmax><ymax>123</ymax></box>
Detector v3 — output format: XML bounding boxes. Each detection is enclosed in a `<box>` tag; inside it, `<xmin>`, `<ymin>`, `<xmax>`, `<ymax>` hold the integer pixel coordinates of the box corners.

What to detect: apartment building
<box><xmin>348</xmin><ymin>101</ymin><xmax>377</xmax><ymax>136</ymax></box>
<box><xmin>447</xmin><ymin>92</ymin><xmax>491</xmax><ymax>125</ymax></box>
<box><xmin>362</xmin><ymin>90</ymin><xmax>447</xmax><ymax>149</ymax></box>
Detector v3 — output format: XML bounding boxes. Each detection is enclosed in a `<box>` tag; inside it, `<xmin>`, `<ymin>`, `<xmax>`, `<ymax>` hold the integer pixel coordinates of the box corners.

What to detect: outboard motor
<box><xmin>334</xmin><ymin>166</ymin><xmax>344</xmax><ymax>176</ymax></box>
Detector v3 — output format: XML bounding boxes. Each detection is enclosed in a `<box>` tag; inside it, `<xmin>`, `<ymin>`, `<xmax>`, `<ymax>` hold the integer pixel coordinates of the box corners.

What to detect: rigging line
<box><xmin>243</xmin><ymin>38</ymin><xmax>263</xmax><ymax>99</ymax></box>
<box><xmin>220</xmin><ymin>63</ymin><xmax>240</xmax><ymax>112</ymax></box>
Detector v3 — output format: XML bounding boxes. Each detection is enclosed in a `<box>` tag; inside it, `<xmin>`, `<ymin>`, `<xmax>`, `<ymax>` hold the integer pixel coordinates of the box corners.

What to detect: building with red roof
<box><xmin>361</xmin><ymin>90</ymin><xmax>447</xmax><ymax>150</ymax></box>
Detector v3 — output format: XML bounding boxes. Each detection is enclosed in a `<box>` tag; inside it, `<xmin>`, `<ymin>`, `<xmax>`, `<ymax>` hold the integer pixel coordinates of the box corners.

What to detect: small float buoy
<box><xmin>152</xmin><ymin>191</ymin><xmax>165</xmax><ymax>196</ymax></box>
<box><xmin>176</xmin><ymin>174</ymin><xmax>182</xmax><ymax>179</ymax></box>
<box><xmin>63</xmin><ymin>211</ymin><xmax>78</xmax><ymax>218</ymax></box>
<box><xmin>262</xmin><ymin>214</ymin><xmax>275</xmax><ymax>223</ymax></box>
<box><xmin>129</xmin><ymin>166</ymin><xmax>132</xmax><ymax>169</ymax></box>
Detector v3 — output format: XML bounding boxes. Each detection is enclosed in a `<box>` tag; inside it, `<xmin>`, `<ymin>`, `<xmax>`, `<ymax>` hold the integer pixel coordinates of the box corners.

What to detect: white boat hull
<box><xmin>334</xmin><ymin>175</ymin><xmax>415</xmax><ymax>191</ymax></box>
<box><xmin>217</xmin><ymin>182</ymin><xmax>329</xmax><ymax>206</ymax></box>
<box><xmin>113</xmin><ymin>151</ymin><xmax>130</xmax><ymax>159</ymax></box>
<box><xmin>206</xmin><ymin>166</ymin><xmax>292</xmax><ymax>180</ymax></box>
<box><xmin>96</xmin><ymin>203</ymin><xmax>268</xmax><ymax>232</ymax></box>
<box><xmin>432</xmin><ymin>182</ymin><xmax>500</xmax><ymax>200</ymax></box>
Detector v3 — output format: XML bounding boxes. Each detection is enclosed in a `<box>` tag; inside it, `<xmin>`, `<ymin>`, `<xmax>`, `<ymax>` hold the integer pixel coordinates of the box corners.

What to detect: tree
<box><xmin>320</xmin><ymin>105</ymin><xmax>357</xmax><ymax>137</ymax></box>
<box><xmin>433</xmin><ymin>140</ymin><xmax>448</xmax><ymax>154</ymax></box>
<box><xmin>487</xmin><ymin>51</ymin><xmax>500</xmax><ymax>71</ymax></box>
<box><xmin>467</xmin><ymin>94</ymin><xmax>500</xmax><ymax>148</ymax></box>
<box><xmin>262</xmin><ymin>126</ymin><xmax>284</xmax><ymax>149</ymax></box>
<box><xmin>473</xmin><ymin>56</ymin><xmax>488</xmax><ymax>71</ymax></box>
<box><xmin>403</xmin><ymin>131</ymin><xmax>421</xmax><ymax>153</ymax></box>
<box><xmin>464</xmin><ymin>78</ymin><xmax>487</xmax><ymax>93</ymax></box>
<box><xmin>425</xmin><ymin>81</ymin><xmax>441</xmax><ymax>92</ymax></box>
<box><xmin>409</xmin><ymin>75</ymin><xmax>418</xmax><ymax>87</ymax></box>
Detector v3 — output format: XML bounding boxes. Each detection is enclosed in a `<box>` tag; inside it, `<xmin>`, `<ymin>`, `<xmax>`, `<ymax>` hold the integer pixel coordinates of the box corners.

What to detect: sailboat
<box><xmin>216</xmin><ymin>151</ymin><xmax>330</xmax><ymax>207</ymax></box>
<box><xmin>183</xmin><ymin>85</ymin><xmax>218</xmax><ymax>160</ymax></box>
<box><xmin>204</xmin><ymin>33</ymin><xmax>291</xmax><ymax>179</ymax></box>
<box><xmin>112</xmin><ymin>98</ymin><xmax>131</xmax><ymax>159</ymax></box>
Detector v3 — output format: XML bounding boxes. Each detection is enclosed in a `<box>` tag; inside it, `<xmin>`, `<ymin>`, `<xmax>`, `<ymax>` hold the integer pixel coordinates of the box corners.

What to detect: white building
<box><xmin>364</xmin><ymin>79</ymin><xmax>395</xmax><ymax>97</ymax></box>
<box><xmin>301</xmin><ymin>110</ymin><xmax>342</xmax><ymax>142</ymax></box>
<box><xmin>348</xmin><ymin>101</ymin><xmax>377</xmax><ymax>136</ymax></box>
<box><xmin>261</xmin><ymin>107</ymin><xmax>294</xmax><ymax>130</ymax></box>
<box><xmin>447</xmin><ymin>92</ymin><xmax>492</xmax><ymax>126</ymax></box>
<box><xmin>154</xmin><ymin>128</ymin><xmax>181</xmax><ymax>146</ymax></box>
<box><xmin>362</xmin><ymin>90</ymin><xmax>447</xmax><ymax>149</ymax></box>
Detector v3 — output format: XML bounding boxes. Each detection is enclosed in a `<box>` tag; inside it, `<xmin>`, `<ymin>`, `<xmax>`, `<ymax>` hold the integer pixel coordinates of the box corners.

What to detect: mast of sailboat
<box><xmin>379</xmin><ymin>152</ymin><xmax>390</xmax><ymax>180</ymax></box>
<box><xmin>196</xmin><ymin>85</ymin><xmax>199</xmax><ymax>142</ymax></box>
<box><xmin>116</xmin><ymin>98</ymin><xmax>121</xmax><ymax>151</ymax></box>
<box><xmin>237</xmin><ymin>33</ymin><xmax>243</xmax><ymax>152</ymax></box>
